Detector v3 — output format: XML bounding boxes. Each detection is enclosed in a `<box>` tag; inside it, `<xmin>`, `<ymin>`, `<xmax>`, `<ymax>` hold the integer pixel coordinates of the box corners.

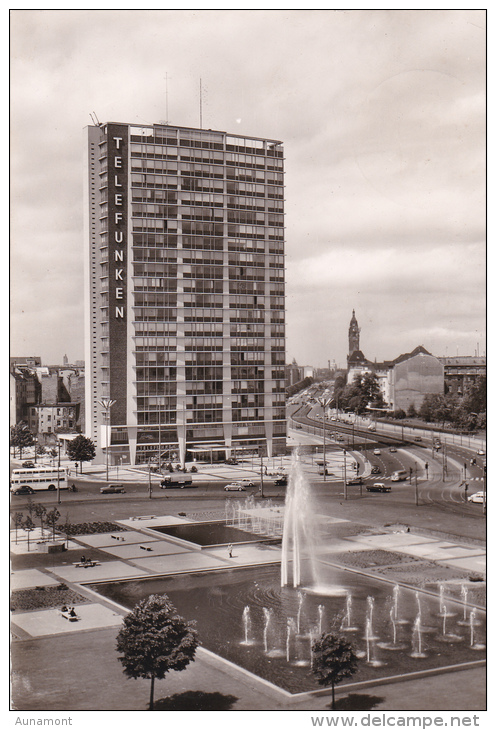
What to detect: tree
<box><xmin>116</xmin><ymin>594</ymin><xmax>198</xmax><ymax>710</ymax></box>
<box><xmin>10</xmin><ymin>422</ymin><xmax>34</xmax><ymax>458</ymax></box>
<box><xmin>312</xmin><ymin>633</ymin><xmax>359</xmax><ymax>710</ymax></box>
<box><xmin>13</xmin><ymin>512</ymin><xmax>24</xmax><ymax>544</ymax></box>
<box><xmin>45</xmin><ymin>507</ymin><xmax>61</xmax><ymax>540</ymax></box>
<box><xmin>66</xmin><ymin>435</ymin><xmax>96</xmax><ymax>473</ymax></box>
<box><xmin>22</xmin><ymin>515</ymin><xmax>35</xmax><ymax>552</ymax></box>
<box><xmin>34</xmin><ymin>503</ymin><xmax>47</xmax><ymax>537</ymax></box>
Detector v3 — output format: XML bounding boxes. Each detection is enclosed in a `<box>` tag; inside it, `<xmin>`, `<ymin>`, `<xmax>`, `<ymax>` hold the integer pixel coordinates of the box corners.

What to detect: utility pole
<box><xmin>56</xmin><ymin>438</ymin><xmax>62</xmax><ymax>505</ymax></box>
<box><xmin>343</xmin><ymin>449</ymin><xmax>347</xmax><ymax>500</ymax></box>
<box><xmin>415</xmin><ymin>464</ymin><xmax>418</xmax><ymax>506</ymax></box>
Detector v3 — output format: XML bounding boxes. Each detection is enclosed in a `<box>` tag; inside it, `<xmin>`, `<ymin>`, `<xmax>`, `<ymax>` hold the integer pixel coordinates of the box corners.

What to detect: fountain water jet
<box><xmin>241</xmin><ymin>605</ymin><xmax>253</xmax><ymax>645</ymax></box>
<box><xmin>263</xmin><ymin>607</ymin><xmax>272</xmax><ymax>653</ymax></box>
<box><xmin>469</xmin><ymin>610</ymin><xmax>486</xmax><ymax>651</ymax></box>
<box><xmin>281</xmin><ymin>451</ymin><xmax>347</xmax><ymax>595</ymax></box>
<box><xmin>318</xmin><ymin>604</ymin><xmax>324</xmax><ymax>635</ymax></box>
<box><xmin>281</xmin><ymin>453</ymin><xmax>320</xmax><ymax>588</ymax></box>
<box><xmin>341</xmin><ymin>592</ymin><xmax>358</xmax><ymax>632</ymax></box>
<box><xmin>410</xmin><ymin>614</ymin><xmax>427</xmax><ymax>658</ymax></box>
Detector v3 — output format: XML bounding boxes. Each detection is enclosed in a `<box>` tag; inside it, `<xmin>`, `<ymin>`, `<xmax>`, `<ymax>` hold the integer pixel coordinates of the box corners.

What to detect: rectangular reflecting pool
<box><xmin>149</xmin><ymin>521</ymin><xmax>275</xmax><ymax>547</ymax></box>
<box><xmin>90</xmin><ymin>563</ymin><xmax>486</xmax><ymax>694</ymax></box>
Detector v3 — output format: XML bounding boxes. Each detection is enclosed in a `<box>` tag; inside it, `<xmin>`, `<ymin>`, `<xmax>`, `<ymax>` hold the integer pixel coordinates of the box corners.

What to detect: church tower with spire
<box><xmin>348</xmin><ymin>309</ymin><xmax>360</xmax><ymax>356</ymax></box>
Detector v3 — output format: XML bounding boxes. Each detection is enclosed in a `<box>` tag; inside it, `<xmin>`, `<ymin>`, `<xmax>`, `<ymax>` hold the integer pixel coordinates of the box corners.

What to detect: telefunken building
<box><xmin>84</xmin><ymin>121</ymin><xmax>286</xmax><ymax>466</ymax></box>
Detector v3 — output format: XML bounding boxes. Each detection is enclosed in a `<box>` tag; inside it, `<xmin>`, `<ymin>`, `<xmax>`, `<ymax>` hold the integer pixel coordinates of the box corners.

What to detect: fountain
<box><xmin>90</xmin><ymin>453</ymin><xmax>486</xmax><ymax>695</ymax></box>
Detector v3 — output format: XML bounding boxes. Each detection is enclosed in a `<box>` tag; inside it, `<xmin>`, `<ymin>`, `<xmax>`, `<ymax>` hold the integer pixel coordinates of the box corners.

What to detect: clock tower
<box><xmin>348</xmin><ymin>309</ymin><xmax>360</xmax><ymax>356</ymax></box>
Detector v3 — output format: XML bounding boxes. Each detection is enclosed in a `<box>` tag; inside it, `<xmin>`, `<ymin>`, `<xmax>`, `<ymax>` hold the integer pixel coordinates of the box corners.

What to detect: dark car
<box><xmin>160</xmin><ymin>476</ymin><xmax>195</xmax><ymax>489</ymax></box>
<box><xmin>21</xmin><ymin>461</ymin><xmax>35</xmax><ymax>468</ymax></box>
<box><xmin>413</xmin><ymin>436</ymin><xmax>422</xmax><ymax>442</ymax></box>
<box><xmin>100</xmin><ymin>484</ymin><xmax>126</xmax><ymax>494</ymax></box>
<box><xmin>274</xmin><ymin>475</ymin><xmax>288</xmax><ymax>486</ymax></box>
<box><xmin>346</xmin><ymin>476</ymin><xmax>363</xmax><ymax>486</ymax></box>
<box><xmin>366</xmin><ymin>482</ymin><xmax>391</xmax><ymax>493</ymax></box>
<box><xmin>371</xmin><ymin>466</ymin><xmax>381</xmax><ymax>474</ymax></box>
<box><xmin>12</xmin><ymin>485</ymin><xmax>35</xmax><ymax>496</ymax></box>
<box><xmin>225</xmin><ymin>458</ymin><xmax>238</xmax><ymax>465</ymax></box>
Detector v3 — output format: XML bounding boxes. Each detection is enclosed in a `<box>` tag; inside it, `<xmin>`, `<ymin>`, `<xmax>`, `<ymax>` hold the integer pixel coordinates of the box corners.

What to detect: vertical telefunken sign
<box><xmin>106</xmin><ymin>124</ymin><xmax>128</xmax><ymax>424</ymax></box>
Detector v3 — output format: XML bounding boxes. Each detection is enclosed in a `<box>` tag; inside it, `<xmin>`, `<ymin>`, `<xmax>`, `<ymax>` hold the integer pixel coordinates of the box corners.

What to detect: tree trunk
<box><xmin>149</xmin><ymin>674</ymin><xmax>155</xmax><ymax>710</ymax></box>
<box><xmin>331</xmin><ymin>681</ymin><xmax>335</xmax><ymax>710</ymax></box>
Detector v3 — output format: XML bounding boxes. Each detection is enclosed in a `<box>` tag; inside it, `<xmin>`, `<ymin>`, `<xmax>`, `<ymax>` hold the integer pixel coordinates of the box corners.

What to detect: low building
<box><xmin>438</xmin><ymin>356</ymin><xmax>486</xmax><ymax>396</ymax></box>
<box><xmin>27</xmin><ymin>403</ymin><xmax>81</xmax><ymax>443</ymax></box>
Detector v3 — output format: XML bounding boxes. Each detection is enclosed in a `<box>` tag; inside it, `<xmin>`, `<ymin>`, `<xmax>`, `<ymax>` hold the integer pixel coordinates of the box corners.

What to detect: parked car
<box><xmin>160</xmin><ymin>476</ymin><xmax>195</xmax><ymax>489</ymax></box>
<box><xmin>366</xmin><ymin>482</ymin><xmax>391</xmax><ymax>493</ymax></box>
<box><xmin>21</xmin><ymin>461</ymin><xmax>35</xmax><ymax>468</ymax></box>
<box><xmin>224</xmin><ymin>482</ymin><xmax>246</xmax><ymax>492</ymax></box>
<box><xmin>468</xmin><ymin>491</ymin><xmax>484</xmax><ymax>504</ymax></box>
<box><xmin>100</xmin><ymin>484</ymin><xmax>126</xmax><ymax>494</ymax></box>
<box><xmin>373</xmin><ymin>449</ymin><xmax>381</xmax><ymax>456</ymax></box>
<box><xmin>12</xmin><ymin>485</ymin><xmax>35</xmax><ymax>496</ymax></box>
<box><xmin>274</xmin><ymin>475</ymin><xmax>288</xmax><ymax>486</ymax></box>
<box><xmin>371</xmin><ymin>466</ymin><xmax>381</xmax><ymax>475</ymax></box>
<box><xmin>413</xmin><ymin>436</ymin><xmax>422</xmax><ymax>442</ymax></box>
<box><xmin>225</xmin><ymin>458</ymin><xmax>238</xmax><ymax>465</ymax></box>
<box><xmin>346</xmin><ymin>476</ymin><xmax>363</xmax><ymax>486</ymax></box>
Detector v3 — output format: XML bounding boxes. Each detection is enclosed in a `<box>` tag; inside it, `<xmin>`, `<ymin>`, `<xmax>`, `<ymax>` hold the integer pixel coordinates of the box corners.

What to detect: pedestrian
<box><xmin>228</xmin><ymin>543</ymin><xmax>233</xmax><ymax>558</ymax></box>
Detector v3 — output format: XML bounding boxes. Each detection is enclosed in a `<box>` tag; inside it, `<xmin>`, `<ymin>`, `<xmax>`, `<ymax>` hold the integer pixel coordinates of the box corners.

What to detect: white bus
<box><xmin>10</xmin><ymin>466</ymin><xmax>68</xmax><ymax>493</ymax></box>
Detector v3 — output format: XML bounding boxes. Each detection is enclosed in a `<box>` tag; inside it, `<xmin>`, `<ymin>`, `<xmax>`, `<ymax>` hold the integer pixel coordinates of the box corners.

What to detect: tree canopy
<box><xmin>312</xmin><ymin>633</ymin><xmax>359</xmax><ymax>709</ymax></box>
<box><xmin>66</xmin><ymin>435</ymin><xmax>96</xmax><ymax>471</ymax></box>
<box><xmin>10</xmin><ymin>422</ymin><xmax>34</xmax><ymax>457</ymax></box>
<box><xmin>116</xmin><ymin>594</ymin><xmax>198</xmax><ymax>710</ymax></box>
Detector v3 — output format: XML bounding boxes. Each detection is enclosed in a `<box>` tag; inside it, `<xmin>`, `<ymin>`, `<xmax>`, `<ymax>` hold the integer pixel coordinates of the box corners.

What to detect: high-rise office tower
<box><xmin>84</xmin><ymin>121</ymin><xmax>286</xmax><ymax>465</ymax></box>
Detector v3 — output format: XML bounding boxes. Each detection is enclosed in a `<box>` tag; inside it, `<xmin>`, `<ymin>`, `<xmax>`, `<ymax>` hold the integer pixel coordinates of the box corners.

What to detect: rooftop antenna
<box><xmin>166</xmin><ymin>72</ymin><xmax>169</xmax><ymax>124</ymax></box>
<box><xmin>199</xmin><ymin>78</ymin><xmax>203</xmax><ymax>129</ymax></box>
<box><xmin>90</xmin><ymin>112</ymin><xmax>101</xmax><ymax>127</ymax></box>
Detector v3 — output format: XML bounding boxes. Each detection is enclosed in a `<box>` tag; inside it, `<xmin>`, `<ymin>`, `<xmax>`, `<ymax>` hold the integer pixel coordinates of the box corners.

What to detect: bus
<box><xmin>10</xmin><ymin>466</ymin><xmax>68</xmax><ymax>493</ymax></box>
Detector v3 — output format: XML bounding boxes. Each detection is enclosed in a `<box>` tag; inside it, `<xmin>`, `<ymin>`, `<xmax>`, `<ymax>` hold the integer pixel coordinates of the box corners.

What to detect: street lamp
<box><xmin>97</xmin><ymin>398</ymin><xmax>116</xmax><ymax>482</ymax></box>
<box><xmin>315</xmin><ymin>397</ymin><xmax>331</xmax><ymax>481</ymax></box>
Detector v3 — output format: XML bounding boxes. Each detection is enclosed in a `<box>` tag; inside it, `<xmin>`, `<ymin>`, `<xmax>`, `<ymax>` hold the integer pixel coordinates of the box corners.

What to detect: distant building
<box><xmin>344</xmin><ymin>312</ymin><xmax>444</xmax><ymax>412</ymax></box>
<box><xmin>10</xmin><ymin>359</ymin><xmax>84</xmax><ymax>433</ymax></box>
<box><xmin>438</xmin><ymin>356</ymin><xmax>486</xmax><ymax>396</ymax></box>
<box><xmin>27</xmin><ymin>402</ymin><xmax>80</xmax><ymax>442</ymax></box>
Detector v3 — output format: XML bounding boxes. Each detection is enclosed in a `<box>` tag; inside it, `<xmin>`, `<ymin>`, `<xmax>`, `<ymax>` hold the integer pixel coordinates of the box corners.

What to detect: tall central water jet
<box><xmin>281</xmin><ymin>452</ymin><xmax>320</xmax><ymax>587</ymax></box>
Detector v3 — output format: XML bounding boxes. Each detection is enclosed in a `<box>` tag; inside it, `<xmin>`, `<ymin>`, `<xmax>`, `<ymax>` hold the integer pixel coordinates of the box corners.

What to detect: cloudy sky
<box><xmin>10</xmin><ymin>8</ymin><xmax>486</xmax><ymax>368</ymax></box>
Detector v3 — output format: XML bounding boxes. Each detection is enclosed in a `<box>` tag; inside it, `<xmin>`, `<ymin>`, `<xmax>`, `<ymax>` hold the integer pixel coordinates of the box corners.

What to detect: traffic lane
<box><xmin>9</xmin><ymin>479</ymin><xmax>287</xmax><ymax>510</ymax></box>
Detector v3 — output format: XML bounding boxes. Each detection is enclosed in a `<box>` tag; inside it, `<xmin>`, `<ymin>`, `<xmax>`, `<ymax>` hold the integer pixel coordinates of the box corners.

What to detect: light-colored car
<box><xmin>239</xmin><ymin>478</ymin><xmax>257</xmax><ymax>487</ymax></box>
<box><xmin>468</xmin><ymin>491</ymin><xmax>484</xmax><ymax>504</ymax></box>
<box><xmin>373</xmin><ymin>449</ymin><xmax>381</xmax><ymax>455</ymax></box>
<box><xmin>477</xmin><ymin>449</ymin><xmax>485</xmax><ymax>456</ymax></box>
<box><xmin>224</xmin><ymin>482</ymin><xmax>246</xmax><ymax>492</ymax></box>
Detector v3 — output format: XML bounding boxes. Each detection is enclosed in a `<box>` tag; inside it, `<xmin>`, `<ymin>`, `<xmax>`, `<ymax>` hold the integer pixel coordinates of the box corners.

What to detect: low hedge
<box><xmin>58</xmin><ymin>521</ymin><xmax>127</xmax><ymax>537</ymax></box>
